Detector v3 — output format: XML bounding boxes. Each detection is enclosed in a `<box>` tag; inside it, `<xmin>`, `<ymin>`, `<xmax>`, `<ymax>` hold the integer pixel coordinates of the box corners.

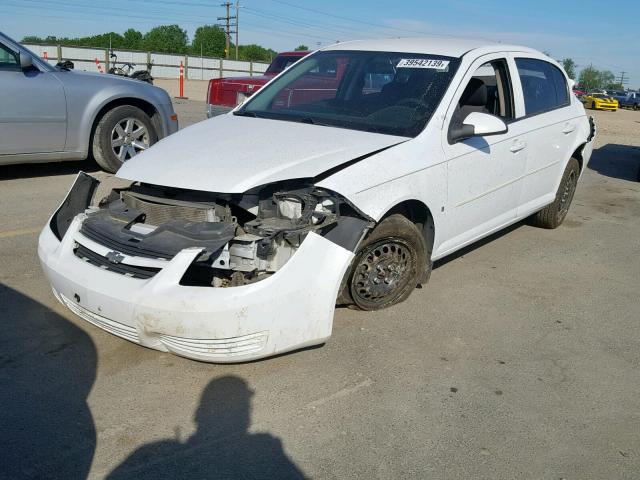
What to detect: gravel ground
<box><xmin>1</xmin><ymin>102</ymin><xmax>639</xmax><ymax>479</ymax></box>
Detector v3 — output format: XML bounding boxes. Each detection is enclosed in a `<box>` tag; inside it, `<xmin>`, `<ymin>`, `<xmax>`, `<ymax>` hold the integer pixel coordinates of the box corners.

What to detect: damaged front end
<box><xmin>50</xmin><ymin>172</ymin><xmax>371</xmax><ymax>288</ymax></box>
<box><xmin>38</xmin><ymin>172</ymin><xmax>373</xmax><ymax>361</ymax></box>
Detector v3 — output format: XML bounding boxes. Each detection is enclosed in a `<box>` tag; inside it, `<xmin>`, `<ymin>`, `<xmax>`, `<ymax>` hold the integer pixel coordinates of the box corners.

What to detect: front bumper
<box><xmin>38</xmin><ymin>216</ymin><xmax>354</xmax><ymax>362</ymax></box>
<box><xmin>592</xmin><ymin>102</ymin><xmax>618</xmax><ymax>110</ymax></box>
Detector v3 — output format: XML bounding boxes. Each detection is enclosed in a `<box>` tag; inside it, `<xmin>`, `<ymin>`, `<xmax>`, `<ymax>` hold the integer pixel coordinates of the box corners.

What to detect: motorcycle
<box><xmin>107</xmin><ymin>50</ymin><xmax>154</xmax><ymax>85</ymax></box>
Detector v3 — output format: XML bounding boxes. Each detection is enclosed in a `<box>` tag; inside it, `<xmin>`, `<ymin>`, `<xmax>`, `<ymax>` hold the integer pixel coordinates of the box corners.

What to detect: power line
<box><xmin>243</xmin><ymin>6</ymin><xmax>362</xmax><ymax>39</ymax></box>
<box><xmin>266</xmin><ymin>0</ymin><xmax>427</xmax><ymax>35</ymax></box>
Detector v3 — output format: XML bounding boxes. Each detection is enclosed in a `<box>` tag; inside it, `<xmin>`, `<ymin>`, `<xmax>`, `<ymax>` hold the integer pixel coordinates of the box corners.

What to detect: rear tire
<box><xmin>531</xmin><ymin>158</ymin><xmax>580</xmax><ymax>229</ymax></box>
<box><xmin>591</xmin><ymin>101</ymin><xmax>596</xmax><ymax>110</ymax></box>
<box><xmin>92</xmin><ymin>105</ymin><xmax>157</xmax><ymax>173</ymax></box>
<box><xmin>344</xmin><ymin>214</ymin><xmax>427</xmax><ymax>311</ymax></box>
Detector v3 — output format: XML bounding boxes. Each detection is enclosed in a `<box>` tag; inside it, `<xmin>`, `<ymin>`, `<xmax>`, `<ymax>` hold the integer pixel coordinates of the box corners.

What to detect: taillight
<box><xmin>208</xmin><ymin>79</ymin><xmax>223</xmax><ymax>104</ymax></box>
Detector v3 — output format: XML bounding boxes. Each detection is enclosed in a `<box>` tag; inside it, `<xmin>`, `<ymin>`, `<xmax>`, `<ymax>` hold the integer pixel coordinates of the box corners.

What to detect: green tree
<box><xmin>579</xmin><ymin>65</ymin><xmax>601</xmax><ymax>90</ymax></box>
<box><xmin>294</xmin><ymin>44</ymin><xmax>309</xmax><ymax>51</ymax></box>
<box><xmin>561</xmin><ymin>58</ymin><xmax>576</xmax><ymax>79</ymax></box>
<box><xmin>191</xmin><ymin>25</ymin><xmax>226</xmax><ymax>57</ymax></box>
<box><xmin>123</xmin><ymin>29</ymin><xmax>143</xmax><ymax>50</ymax></box>
<box><xmin>598</xmin><ymin>70</ymin><xmax>615</xmax><ymax>88</ymax></box>
<box><xmin>238</xmin><ymin>44</ymin><xmax>274</xmax><ymax>61</ymax></box>
<box><xmin>21</xmin><ymin>35</ymin><xmax>45</xmax><ymax>43</ymax></box>
<box><xmin>143</xmin><ymin>25</ymin><xmax>188</xmax><ymax>53</ymax></box>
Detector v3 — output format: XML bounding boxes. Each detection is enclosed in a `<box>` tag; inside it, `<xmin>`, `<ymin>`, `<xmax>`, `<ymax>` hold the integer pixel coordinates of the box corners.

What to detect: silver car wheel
<box><xmin>110</xmin><ymin>117</ymin><xmax>150</xmax><ymax>162</ymax></box>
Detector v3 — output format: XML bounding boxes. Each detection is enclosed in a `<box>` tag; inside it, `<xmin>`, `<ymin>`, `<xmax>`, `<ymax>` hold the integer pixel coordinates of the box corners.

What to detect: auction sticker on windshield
<box><xmin>396</xmin><ymin>59</ymin><xmax>450</xmax><ymax>70</ymax></box>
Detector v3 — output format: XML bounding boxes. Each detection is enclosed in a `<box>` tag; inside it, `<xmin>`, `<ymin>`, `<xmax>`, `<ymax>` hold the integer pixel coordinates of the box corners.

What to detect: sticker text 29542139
<box><xmin>396</xmin><ymin>59</ymin><xmax>450</xmax><ymax>70</ymax></box>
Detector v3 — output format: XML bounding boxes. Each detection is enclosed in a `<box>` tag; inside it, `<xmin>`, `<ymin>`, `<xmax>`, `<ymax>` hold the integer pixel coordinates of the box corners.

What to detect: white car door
<box><xmin>0</xmin><ymin>42</ymin><xmax>66</xmax><ymax>156</ymax></box>
<box><xmin>438</xmin><ymin>54</ymin><xmax>530</xmax><ymax>256</ymax></box>
<box><xmin>509</xmin><ymin>56</ymin><xmax>579</xmax><ymax>216</ymax></box>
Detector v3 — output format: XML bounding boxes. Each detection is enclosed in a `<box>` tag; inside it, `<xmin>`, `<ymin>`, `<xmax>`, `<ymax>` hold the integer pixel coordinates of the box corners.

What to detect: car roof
<box><xmin>322</xmin><ymin>36</ymin><xmax>538</xmax><ymax>58</ymax></box>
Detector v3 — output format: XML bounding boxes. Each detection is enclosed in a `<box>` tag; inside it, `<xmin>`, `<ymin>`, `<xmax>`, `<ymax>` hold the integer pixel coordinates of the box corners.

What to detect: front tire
<box><xmin>531</xmin><ymin>158</ymin><xmax>580</xmax><ymax>229</ymax></box>
<box><xmin>92</xmin><ymin>105</ymin><xmax>157</xmax><ymax>173</ymax></box>
<box><xmin>591</xmin><ymin>101</ymin><xmax>596</xmax><ymax>110</ymax></box>
<box><xmin>345</xmin><ymin>214</ymin><xmax>426</xmax><ymax>311</ymax></box>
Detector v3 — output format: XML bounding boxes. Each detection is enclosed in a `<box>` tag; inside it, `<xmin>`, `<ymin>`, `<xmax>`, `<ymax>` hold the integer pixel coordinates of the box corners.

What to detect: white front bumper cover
<box><xmin>38</xmin><ymin>216</ymin><xmax>354</xmax><ymax>362</ymax></box>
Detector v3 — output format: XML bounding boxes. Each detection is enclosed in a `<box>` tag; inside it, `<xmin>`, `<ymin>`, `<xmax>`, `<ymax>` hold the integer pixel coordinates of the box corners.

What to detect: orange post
<box><xmin>94</xmin><ymin>58</ymin><xmax>104</xmax><ymax>74</ymax></box>
<box><xmin>176</xmin><ymin>61</ymin><xmax>188</xmax><ymax>99</ymax></box>
<box><xmin>43</xmin><ymin>51</ymin><xmax>48</xmax><ymax>61</ymax></box>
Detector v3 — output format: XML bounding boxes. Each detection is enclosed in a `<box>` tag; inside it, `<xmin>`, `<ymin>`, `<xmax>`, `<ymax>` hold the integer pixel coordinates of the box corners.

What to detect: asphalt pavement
<box><xmin>1</xmin><ymin>103</ymin><xmax>639</xmax><ymax>479</ymax></box>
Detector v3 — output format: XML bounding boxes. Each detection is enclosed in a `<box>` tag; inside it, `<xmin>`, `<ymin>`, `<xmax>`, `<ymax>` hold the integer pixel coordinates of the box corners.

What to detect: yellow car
<box><xmin>583</xmin><ymin>93</ymin><xmax>618</xmax><ymax>111</ymax></box>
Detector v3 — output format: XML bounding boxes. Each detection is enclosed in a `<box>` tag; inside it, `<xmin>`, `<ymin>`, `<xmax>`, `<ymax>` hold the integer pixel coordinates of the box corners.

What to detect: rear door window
<box><xmin>515</xmin><ymin>58</ymin><xmax>570</xmax><ymax>116</ymax></box>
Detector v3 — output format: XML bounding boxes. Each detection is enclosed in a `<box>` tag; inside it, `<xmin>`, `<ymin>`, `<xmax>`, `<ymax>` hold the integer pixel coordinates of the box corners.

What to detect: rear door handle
<box><xmin>562</xmin><ymin>123</ymin><xmax>576</xmax><ymax>134</ymax></box>
<box><xmin>510</xmin><ymin>140</ymin><xmax>527</xmax><ymax>153</ymax></box>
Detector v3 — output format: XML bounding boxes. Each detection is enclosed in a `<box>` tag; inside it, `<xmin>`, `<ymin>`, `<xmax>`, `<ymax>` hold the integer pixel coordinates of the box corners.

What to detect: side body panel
<box><xmin>0</xmin><ymin>69</ymin><xmax>67</xmax><ymax>155</ymax></box>
<box><xmin>58</xmin><ymin>71</ymin><xmax>176</xmax><ymax>154</ymax></box>
<box><xmin>320</xmin><ymin>47</ymin><xmax>594</xmax><ymax>262</ymax></box>
<box><xmin>509</xmin><ymin>55</ymin><xmax>593</xmax><ymax>217</ymax></box>
<box><xmin>437</xmin><ymin>52</ymin><xmax>528</xmax><ymax>256</ymax></box>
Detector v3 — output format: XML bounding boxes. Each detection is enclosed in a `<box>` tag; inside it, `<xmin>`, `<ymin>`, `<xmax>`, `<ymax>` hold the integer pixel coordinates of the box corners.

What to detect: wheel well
<box><xmin>572</xmin><ymin>144</ymin><xmax>586</xmax><ymax>172</ymax></box>
<box><xmin>384</xmin><ymin>200</ymin><xmax>434</xmax><ymax>257</ymax></box>
<box><xmin>89</xmin><ymin>98</ymin><xmax>161</xmax><ymax>154</ymax></box>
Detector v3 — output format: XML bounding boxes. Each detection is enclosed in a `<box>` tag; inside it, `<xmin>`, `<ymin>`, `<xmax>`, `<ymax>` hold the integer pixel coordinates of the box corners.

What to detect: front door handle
<box><xmin>510</xmin><ymin>140</ymin><xmax>527</xmax><ymax>153</ymax></box>
<box><xmin>562</xmin><ymin>123</ymin><xmax>576</xmax><ymax>134</ymax></box>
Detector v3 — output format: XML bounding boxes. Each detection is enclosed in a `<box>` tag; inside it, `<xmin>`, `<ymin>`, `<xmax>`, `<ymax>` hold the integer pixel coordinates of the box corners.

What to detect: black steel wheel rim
<box><xmin>557</xmin><ymin>169</ymin><xmax>577</xmax><ymax>221</ymax></box>
<box><xmin>351</xmin><ymin>238</ymin><xmax>416</xmax><ymax>308</ymax></box>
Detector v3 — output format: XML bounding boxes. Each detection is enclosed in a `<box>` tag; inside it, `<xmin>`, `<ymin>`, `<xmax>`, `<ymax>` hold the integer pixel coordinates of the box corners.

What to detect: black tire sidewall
<box><xmin>533</xmin><ymin>158</ymin><xmax>580</xmax><ymax>229</ymax></box>
<box><xmin>347</xmin><ymin>214</ymin><xmax>426</xmax><ymax>311</ymax></box>
<box><xmin>92</xmin><ymin>105</ymin><xmax>157</xmax><ymax>173</ymax></box>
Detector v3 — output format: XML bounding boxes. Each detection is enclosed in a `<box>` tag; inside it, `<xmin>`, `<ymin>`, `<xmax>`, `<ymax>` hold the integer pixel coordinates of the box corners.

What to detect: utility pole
<box><xmin>217</xmin><ymin>2</ymin><xmax>237</xmax><ymax>59</ymax></box>
<box><xmin>617</xmin><ymin>71</ymin><xmax>628</xmax><ymax>89</ymax></box>
<box><xmin>235</xmin><ymin>1</ymin><xmax>241</xmax><ymax>60</ymax></box>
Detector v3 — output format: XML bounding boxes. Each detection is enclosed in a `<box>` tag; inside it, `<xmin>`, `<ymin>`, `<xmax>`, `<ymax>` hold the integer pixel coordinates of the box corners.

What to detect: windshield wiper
<box><xmin>233</xmin><ymin>110</ymin><xmax>259</xmax><ymax>118</ymax></box>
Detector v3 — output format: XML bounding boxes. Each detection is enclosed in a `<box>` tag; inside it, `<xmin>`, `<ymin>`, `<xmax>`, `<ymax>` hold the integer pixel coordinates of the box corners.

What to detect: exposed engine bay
<box><xmin>56</xmin><ymin>175</ymin><xmax>371</xmax><ymax>288</ymax></box>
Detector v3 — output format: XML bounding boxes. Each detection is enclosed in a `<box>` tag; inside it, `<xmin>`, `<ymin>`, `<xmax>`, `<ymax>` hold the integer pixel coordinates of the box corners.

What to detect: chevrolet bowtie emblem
<box><xmin>106</xmin><ymin>251</ymin><xmax>125</xmax><ymax>264</ymax></box>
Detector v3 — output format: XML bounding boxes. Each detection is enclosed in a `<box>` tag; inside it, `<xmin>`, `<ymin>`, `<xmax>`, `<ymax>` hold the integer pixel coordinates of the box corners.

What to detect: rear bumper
<box><xmin>206</xmin><ymin>104</ymin><xmax>234</xmax><ymax>118</ymax></box>
<box><xmin>38</xmin><ymin>217</ymin><xmax>353</xmax><ymax>362</ymax></box>
<box><xmin>579</xmin><ymin>116</ymin><xmax>596</xmax><ymax>176</ymax></box>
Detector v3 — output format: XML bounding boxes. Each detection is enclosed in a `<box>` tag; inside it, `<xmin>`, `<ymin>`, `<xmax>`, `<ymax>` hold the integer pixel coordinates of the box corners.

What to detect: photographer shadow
<box><xmin>0</xmin><ymin>285</ymin><xmax>97</xmax><ymax>480</ymax></box>
<box><xmin>108</xmin><ymin>375</ymin><xmax>307</xmax><ymax>480</ymax></box>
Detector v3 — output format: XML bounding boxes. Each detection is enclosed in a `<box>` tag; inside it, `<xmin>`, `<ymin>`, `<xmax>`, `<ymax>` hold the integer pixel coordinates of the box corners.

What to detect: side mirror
<box><xmin>19</xmin><ymin>53</ymin><xmax>33</xmax><ymax>70</ymax></box>
<box><xmin>449</xmin><ymin>111</ymin><xmax>508</xmax><ymax>143</ymax></box>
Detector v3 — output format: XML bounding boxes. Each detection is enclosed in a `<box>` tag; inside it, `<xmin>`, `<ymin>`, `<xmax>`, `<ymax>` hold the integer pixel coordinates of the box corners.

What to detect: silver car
<box><xmin>0</xmin><ymin>32</ymin><xmax>178</xmax><ymax>173</ymax></box>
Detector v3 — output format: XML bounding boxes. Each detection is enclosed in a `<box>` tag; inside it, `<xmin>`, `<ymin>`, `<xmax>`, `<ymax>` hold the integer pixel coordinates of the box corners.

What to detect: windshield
<box><xmin>236</xmin><ymin>50</ymin><xmax>461</xmax><ymax>137</ymax></box>
<box><xmin>265</xmin><ymin>54</ymin><xmax>305</xmax><ymax>74</ymax></box>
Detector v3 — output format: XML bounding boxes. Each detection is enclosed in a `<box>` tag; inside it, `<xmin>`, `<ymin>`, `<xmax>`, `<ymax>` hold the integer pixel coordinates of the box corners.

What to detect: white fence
<box><xmin>22</xmin><ymin>44</ymin><xmax>270</xmax><ymax>80</ymax></box>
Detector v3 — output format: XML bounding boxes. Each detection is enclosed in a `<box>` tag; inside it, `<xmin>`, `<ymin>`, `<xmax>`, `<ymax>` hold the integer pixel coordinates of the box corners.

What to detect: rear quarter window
<box><xmin>515</xmin><ymin>58</ymin><xmax>570</xmax><ymax>116</ymax></box>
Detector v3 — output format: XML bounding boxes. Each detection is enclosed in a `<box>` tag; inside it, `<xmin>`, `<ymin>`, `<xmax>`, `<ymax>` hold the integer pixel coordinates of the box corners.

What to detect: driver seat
<box><xmin>451</xmin><ymin>78</ymin><xmax>489</xmax><ymax>129</ymax></box>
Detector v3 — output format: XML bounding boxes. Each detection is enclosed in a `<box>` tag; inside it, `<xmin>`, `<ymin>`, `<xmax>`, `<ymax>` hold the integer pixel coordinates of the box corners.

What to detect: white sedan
<box><xmin>39</xmin><ymin>37</ymin><xmax>596</xmax><ymax>362</ymax></box>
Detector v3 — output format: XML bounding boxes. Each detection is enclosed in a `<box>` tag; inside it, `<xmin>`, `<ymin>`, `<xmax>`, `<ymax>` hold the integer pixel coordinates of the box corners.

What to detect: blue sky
<box><xmin>2</xmin><ymin>0</ymin><xmax>638</xmax><ymax>87</ymax></box>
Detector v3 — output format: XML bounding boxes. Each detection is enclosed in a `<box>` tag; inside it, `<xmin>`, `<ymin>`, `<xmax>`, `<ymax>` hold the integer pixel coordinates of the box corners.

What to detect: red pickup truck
<box><xmin>206</xmin><ymin>51</ymin><xmax>310</xmax><ymax>117</ymax></box>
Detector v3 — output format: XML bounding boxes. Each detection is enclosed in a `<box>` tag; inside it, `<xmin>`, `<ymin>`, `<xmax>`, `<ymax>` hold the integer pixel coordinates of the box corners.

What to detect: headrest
<box><xmin>460</xmin><ymin>78</ymin><xmax>487</xmax><ymax>107</ymax></box>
